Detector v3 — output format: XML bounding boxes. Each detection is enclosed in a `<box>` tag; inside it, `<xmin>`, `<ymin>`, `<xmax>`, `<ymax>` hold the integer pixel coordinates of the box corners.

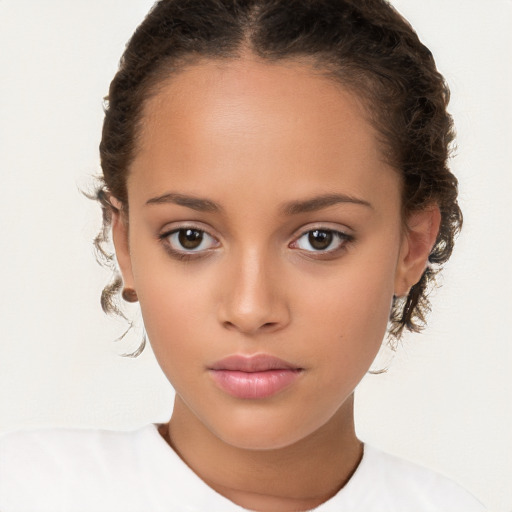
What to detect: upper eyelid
<box><xmin>297</xmin><ymin>226</ymin><xmax>348</xmax><ymax>236</ymax></box>
<box><xmin>159</xmin><ymin>222</ymin><xmax>218</xmax><ymax>238</ymax></box>
<box><xmin>292</xmin><ymin>223</ymin><xmax>352</xmax><ymax>239</ymax></box>
<box><xmin>296</xmin><ymin>228</ymin><xmax>349</xmax><ymax>238</ymax></box>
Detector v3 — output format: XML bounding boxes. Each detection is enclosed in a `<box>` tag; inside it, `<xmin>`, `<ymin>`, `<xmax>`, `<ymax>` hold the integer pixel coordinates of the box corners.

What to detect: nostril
<box><xmin>222</xmin><ymin>320</ymin><xmax>279</xmax><ymax>333</ymax></box>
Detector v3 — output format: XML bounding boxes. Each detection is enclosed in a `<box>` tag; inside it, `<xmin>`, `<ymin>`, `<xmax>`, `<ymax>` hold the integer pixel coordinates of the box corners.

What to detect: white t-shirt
<box><xmin>0</xmin><ymin>424</ymin><xmax>485</xmax><ymax>512</ymax></box>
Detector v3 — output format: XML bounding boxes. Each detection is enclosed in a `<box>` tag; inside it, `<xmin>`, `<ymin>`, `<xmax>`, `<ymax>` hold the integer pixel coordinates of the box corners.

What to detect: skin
<box><xmin>112</xmin><ymin>56</ymin><xmax>440</xmax><ymax>511</ymax></box>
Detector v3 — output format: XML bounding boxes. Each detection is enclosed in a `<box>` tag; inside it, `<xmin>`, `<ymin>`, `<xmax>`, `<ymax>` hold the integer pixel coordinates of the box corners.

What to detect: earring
<box><xmin>122</xmin><ymin>287</ymin><xmax>138</xmax><ymax>303</ymax></box>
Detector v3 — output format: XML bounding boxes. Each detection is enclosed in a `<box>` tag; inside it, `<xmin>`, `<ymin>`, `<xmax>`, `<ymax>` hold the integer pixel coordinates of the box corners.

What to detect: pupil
<box><xmin>178</xmin><ymin>229</ymin><xmax>203</xmax><ymax>249</ymax></box>
<box><xmin>308</xmin><ymin>230</ymin><xmax>332</xmax><ymax>250</ymax></box>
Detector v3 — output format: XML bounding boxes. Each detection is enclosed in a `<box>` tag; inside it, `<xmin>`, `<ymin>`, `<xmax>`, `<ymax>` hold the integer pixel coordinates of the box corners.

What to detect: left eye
<box><xmin>292</xmin><ymin>229</ymin><xmax>348</xmax><ymax>252</ymax></box>
<box><xmin>166</xmin><ymin>228</ymin><xmax>218</xmax><ymax>252</ymax></box>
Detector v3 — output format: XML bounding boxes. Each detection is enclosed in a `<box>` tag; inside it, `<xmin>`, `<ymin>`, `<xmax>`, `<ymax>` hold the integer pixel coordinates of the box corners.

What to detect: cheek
<box><xmin>136</xmin><ymin>278</ymin><xmax>214</xmax><ymax>402</ymax></box>
<box><xmin>126</xmin><ymin>232</ymin><xmax>211</xmax><ymax>364</ymax></box>
<box><xmin>341</xmin><ymin>264</ymin><xmax>395</xmax><ymax>337</ymax></box>
<box><xmin>136</xmin><ymin>270</ymin><xmax>211</xmax><ymax>356</ymax></box>
<box><xmin>309</xmin><ymin>250</ymin><xmax>396</xmax><ymax>327</ymax></box>
<box><xmin>301</xmin><ymin>248</ymin><xmax>398</xmax><ymax>373</ymax></box>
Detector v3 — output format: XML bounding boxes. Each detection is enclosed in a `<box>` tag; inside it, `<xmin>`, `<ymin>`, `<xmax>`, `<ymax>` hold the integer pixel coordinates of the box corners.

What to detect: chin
<box><xmin>207</xmin><ymin>405</ymin><xmax>330</xmax><ymax>452</ymax></box>
<box><xmin>217</xmin><ymin>427</ymin><xmax>307</xmax><ymax>451</ymax></box>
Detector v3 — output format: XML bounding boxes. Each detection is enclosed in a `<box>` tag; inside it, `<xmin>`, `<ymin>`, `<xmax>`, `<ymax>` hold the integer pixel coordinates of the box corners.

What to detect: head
<box><xmin>94</xmin><ymin>0</ymin><xmax>460</xmax><ymax>447</ymax></box>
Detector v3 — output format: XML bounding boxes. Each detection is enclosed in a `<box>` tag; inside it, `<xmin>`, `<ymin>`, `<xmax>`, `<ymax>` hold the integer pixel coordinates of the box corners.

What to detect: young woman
<box><xmin>0</xmin><ymin>0</ymin><xmax>487</xmax><ymax>510</ymax></box>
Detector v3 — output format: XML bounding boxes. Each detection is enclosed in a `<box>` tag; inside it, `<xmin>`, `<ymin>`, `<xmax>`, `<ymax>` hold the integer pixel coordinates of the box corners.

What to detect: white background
<box><xmin>0</xmin><ymin>1</ymin><xmax>510</xmax><ymax>510</ymax></box>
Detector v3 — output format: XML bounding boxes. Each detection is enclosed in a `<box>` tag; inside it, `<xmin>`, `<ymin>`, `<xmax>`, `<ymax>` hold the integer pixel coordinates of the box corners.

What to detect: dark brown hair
<box><xmin>95</xmin><ymin>0</ymin><xmax>461</xmax><ymax>352</ymax></box>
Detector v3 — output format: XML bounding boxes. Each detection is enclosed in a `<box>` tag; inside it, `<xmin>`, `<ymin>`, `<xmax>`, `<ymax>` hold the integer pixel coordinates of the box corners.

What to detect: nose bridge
<box><xmin>219</xmin><ymin>244</ymin><xmax>288</xmax><ymax>334</ymax></box>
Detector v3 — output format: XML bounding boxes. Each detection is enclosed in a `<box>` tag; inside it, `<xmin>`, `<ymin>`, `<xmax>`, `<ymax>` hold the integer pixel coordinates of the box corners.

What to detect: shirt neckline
<box><xmin>142</xmin><ymin>423</ymin><xmax>370</xmax><ymax>511</ymax></box>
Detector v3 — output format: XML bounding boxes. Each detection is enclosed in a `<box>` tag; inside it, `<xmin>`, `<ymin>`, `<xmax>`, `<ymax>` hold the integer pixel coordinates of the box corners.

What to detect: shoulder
<box><xmin>0</xmin><ymin>425</ymin><xmax>165</xmax><ymax>512</ymax></box>
<box><xmin>327</xmin><ymin>444</ymin><xmax>486</xmax><ymax>512</ymax></box>
<box><xmin>0</xmin><ymin>424</ymin><xmax>245</xmax><ymax>512</ymax></box>
<box><xmin>0</xmin><ymin>424</ymin><xmax>149</xmax><ymax>452</ymax></box>
<box><xmin>0</xmin><ymin>425</ymin><xmax>151</xmax><ymax>478</ymax></box>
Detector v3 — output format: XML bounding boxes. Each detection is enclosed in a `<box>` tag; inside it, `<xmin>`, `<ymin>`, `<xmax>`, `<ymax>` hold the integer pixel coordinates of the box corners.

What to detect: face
<box><xmin>114</xmin><ymin>57</ymin><xmax>434</xmax><ymax>450</ymax></box>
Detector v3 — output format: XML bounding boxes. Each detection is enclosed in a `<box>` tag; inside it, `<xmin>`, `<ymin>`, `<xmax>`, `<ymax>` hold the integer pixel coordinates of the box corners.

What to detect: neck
<box><xmin>159</xmin><ymin>395</ymin><xmax>362</xmax><ymax>512</ymax></box>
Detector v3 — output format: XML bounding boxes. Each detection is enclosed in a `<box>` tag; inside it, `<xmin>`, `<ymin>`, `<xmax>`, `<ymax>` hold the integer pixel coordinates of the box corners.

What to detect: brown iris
<box><xmin>178</xmin><ymin>229</ymin><xmax>203</xmax><ymax>250</ymax></box>
<box><xmin>308</xmin><ymin>230</ymin><xmax>333</xmax><ymax>250</ymax></box>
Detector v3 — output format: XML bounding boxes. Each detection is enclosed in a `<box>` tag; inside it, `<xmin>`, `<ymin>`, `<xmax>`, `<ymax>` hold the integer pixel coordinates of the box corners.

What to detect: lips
<box><xmin>208</xmin><ymin>354</ymin><xmax>303</xmax><ymax>399</ymax></box>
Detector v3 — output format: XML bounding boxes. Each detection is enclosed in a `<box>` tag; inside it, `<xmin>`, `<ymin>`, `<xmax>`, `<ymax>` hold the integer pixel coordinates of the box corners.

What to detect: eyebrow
<box><xmin>281</xmin><ymin>194</ymin><xmax>372</xmax><ymax>215</ymax></box>
<box><xmin>145</xmin><ymin>192</ymin><xmax>372</xmax><ymax>214</ymax></box>
<box><xmin>145</xmin><ymin>193</ymin><xmax>221</xmax><ymax>212</ymax></box>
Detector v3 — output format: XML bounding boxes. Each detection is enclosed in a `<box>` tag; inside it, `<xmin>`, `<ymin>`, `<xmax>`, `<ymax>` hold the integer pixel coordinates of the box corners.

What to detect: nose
<box><xmin>217</xmin><ymin>249</ymin><xmax>290</xmax><ymax>335</ymax></box>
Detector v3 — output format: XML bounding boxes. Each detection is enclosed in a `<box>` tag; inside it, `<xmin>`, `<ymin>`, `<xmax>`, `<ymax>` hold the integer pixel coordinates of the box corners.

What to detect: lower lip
<box><xmin>209</xmin><ymin>369</ymin><xmax>302</xmax><ymax>399</ymax></box>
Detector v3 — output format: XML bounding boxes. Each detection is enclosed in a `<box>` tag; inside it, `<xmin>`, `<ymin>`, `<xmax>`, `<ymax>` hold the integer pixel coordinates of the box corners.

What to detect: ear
<box><xmin>394</xmin><ymin>206</ymin><xmax>441</xmax><ymax>297</ymax></box>
<box><xmin>110</xmin><ymin>198</ymin><xmax>135</xmax><ymax>290</ymax></box>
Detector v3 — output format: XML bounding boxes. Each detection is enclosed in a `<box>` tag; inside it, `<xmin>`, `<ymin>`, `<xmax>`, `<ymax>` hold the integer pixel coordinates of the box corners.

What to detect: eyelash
<box><xmin>158</xmin><ymin>226</ymin><xmax>353</xmax><ymax>261</ymax></box>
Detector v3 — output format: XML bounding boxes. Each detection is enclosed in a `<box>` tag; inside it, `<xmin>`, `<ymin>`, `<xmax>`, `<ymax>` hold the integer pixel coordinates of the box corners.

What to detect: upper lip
<box><xmin>209</xmin><ymin>354</ymin><xmax>302</xmax><ymax>372</ymax></box>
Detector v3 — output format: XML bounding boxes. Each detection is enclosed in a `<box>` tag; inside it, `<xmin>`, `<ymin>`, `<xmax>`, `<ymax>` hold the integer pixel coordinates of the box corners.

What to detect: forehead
<box><xmin>128</xmin><ymin>57</ymin><xmax>399</xmax><ymax>212</ymax></box>
<box><xmin>138</xmin><ymin>56</ymin><xmax>375</xmax><ymax>157</ymax></box>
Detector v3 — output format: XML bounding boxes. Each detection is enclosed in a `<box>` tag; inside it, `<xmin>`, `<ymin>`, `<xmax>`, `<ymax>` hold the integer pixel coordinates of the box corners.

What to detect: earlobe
<box><xmin>394</xmin><ymin>206</ymin><xmax>441</xmax><ymax>297</ymax></box>
<box><xmin>110</xmin><ymin>200</ymin><xmax>135</xmax><ymax>291</ymax></box>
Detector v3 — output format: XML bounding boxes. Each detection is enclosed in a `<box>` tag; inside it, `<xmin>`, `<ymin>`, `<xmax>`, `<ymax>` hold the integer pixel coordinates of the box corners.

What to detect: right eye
<box><xmin>164</xmin><ymin>228</ymin><xmax>219</xmax><ymax>253</ymax></box>
<box><xmin>290</xmin><ymin>228</ymin><xmax>352</xmax><ymax>254</ymax></box>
